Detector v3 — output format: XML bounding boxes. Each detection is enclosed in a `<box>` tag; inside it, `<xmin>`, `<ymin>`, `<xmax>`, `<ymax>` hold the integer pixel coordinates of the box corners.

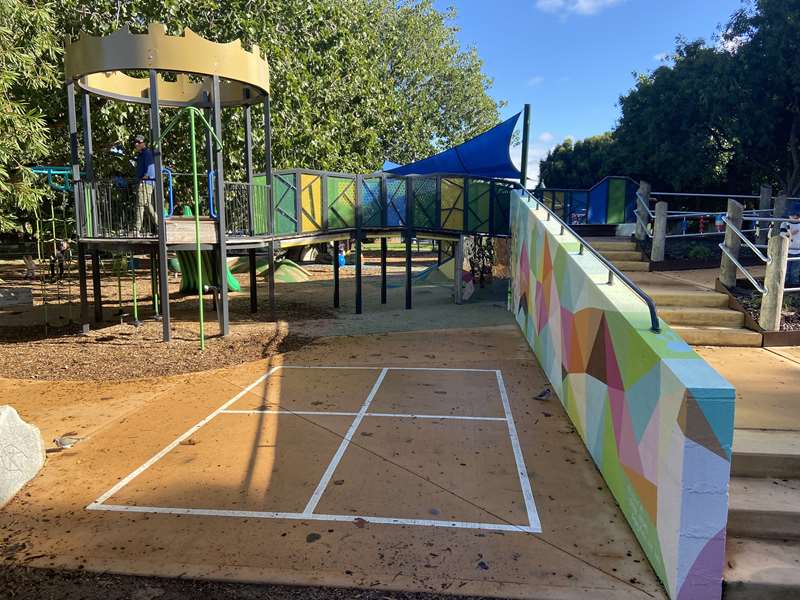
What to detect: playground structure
<box><xmin>38</xmin><ymin>21</ymin><xmax>752</xmax><ymax>600</ymax></box>
<box><xmin>65</xmin><ymin>23</ymin><xmax>518</xmax><ymax>346</ymax></box>
<box><xmin>534</xmin><ymin>176</ymin><xmax>640</xmax><ymax>226</ymax></box>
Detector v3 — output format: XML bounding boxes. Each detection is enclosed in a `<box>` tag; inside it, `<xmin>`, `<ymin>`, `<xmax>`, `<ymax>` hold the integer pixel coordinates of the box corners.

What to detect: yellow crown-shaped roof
<box><xmin>65</xmin><ymin>23</ymin><xmax>269</xmax><ymax>106</ymax></box>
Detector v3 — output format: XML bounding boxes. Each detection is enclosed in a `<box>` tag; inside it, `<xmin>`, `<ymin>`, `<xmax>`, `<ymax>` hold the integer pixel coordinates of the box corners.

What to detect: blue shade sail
<box><xmin>386</xmin><ymin>113</ymin><xmax>522</xmax><ymax>179</ymax></box>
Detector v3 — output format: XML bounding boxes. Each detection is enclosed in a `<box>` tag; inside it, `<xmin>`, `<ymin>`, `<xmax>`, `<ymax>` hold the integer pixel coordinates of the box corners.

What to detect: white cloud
<box><xmin>653</xmin><ymin>52</ymin><xmax>669</xmax><ymax>62</ymax></box>
<box><xmin>511</xmin><ymin>138</ymin><xmax>560</xmax><ymax>186</ymax></box>
<box><xmin>538</xmin><ymin>131</ymin><xmax>555</xmax><ymax>143</ymax></box>
<box><xmin>535</xmin><ymin>0</ymin><xmax>623</xmax><ymax>16</ymax></box>
<box><xmin>527</xmin><ymin>75</ymin><xmax>545</xmax><ymax>86</ymax></box>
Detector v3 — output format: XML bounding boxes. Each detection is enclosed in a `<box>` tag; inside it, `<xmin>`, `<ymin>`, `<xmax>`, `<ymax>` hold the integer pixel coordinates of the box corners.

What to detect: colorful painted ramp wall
<box><xmin>509</xmin><ymin>192</ymin><xmax>735</xmax><ymax>600</ymax></box>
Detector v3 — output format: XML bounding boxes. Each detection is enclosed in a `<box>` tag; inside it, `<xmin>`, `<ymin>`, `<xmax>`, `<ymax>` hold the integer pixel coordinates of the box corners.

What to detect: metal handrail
<box><xmin>719</xmin><ymin>244</ymin><xmax>766</xmax><ymax>293</ymax></box>
<box><xmin>721</xmin><ymin>215</ymin><xmax>770</xmax><ymax>262</ymax></box>
<box><xmin>653</xmin><ymin>192</ymin><xmax>761</xmax><ymax>200</ymax></box>
<box><xmin>518</xmin><ymin>186</ymin><xmax>661</xmax><ymax>333</ymax></box>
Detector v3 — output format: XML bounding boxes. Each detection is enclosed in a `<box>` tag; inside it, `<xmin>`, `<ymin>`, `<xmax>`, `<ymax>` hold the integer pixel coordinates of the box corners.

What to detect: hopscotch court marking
<box><xmin>87</xmin><ymin>365</ymin><xmax>542</xmax><ymax>533</ymax></box>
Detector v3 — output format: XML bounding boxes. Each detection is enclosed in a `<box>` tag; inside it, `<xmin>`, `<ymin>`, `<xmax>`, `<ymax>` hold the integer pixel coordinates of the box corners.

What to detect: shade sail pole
<box><xmin>520</xmin><ymin>104</ymin><xmax>531</xmax><ymax>189</ymax></box>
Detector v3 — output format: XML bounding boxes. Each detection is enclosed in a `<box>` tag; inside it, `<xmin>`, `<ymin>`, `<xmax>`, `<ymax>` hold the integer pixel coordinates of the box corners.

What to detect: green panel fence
<box><xmin>272</xmin><ymin>172</ymin><xmax>298</xmax><ymax>235</ymax></box>
<box><xmin>412</xmin><ymin>177</ymin><xmax>438</xmax><ymax>230</ymax></box>
<box><xmin>327</xmin><ymin>175</ymin><xmax>356</xmax><ymax>230</ymax></box>
<box><xmin>466</xmin><ymin>178</ymin><xmax>491</xmax><ymax>233</ymax></box>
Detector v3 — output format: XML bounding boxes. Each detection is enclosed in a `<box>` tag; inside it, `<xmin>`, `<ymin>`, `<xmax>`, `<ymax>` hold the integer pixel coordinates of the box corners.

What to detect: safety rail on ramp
<box><xmin>519</xmin><ymin>186</ymin><xmax>661</xmax><ymax>333</ymax></box>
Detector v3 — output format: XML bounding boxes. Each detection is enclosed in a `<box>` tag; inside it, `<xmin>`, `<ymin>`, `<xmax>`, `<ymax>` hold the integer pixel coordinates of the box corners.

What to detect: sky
<box><xmin>432</xmin><ymin>0</ymin><xmax>745</xmax><ymax>182</ymax></box>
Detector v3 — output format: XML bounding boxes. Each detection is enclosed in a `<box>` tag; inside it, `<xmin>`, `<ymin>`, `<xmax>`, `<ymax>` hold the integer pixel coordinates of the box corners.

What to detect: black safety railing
<box><xmin>520</xmin><ymin>185</ymin><xmax>661</xmax><ymax>333</ymax></box>
<box><xmin>223</xmin><ymin>182</ymin><xmax>270</xmax><ymax>236</ymax></box>
<box><xmin>80</xmin><ymin>178</ymin><xmax>161</xmax><ymax>239</ymax></box>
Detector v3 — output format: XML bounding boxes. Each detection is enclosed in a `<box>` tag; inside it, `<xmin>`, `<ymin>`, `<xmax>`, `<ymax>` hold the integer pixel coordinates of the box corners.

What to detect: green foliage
<box><xmin>2</xmin><ymin>1</ymin><xmax>500</xmax><ymax>188</ymax></box>
<box><xmin>685</xmin><ymin>242</ymin><xmax>714</xmax><ymax>261</ymax></box>
<box><xmin>0</xmin><ymin>0</ymin><xmax>61</xmax><ymax>232</ymax></box>
<box><xmin>784</xmin><ymin>294</ymin><xmax>800</xmax><ymax>312</ymax></box>
<box><xmin>539</xmin><ymin>0</ymin><xmax>800</xmax><ymax>195</ymax></box>
<box><xmin>614</xmin><ymin>40</ymin><xmax>737</xmax><ymax>191</ymax></box>
<box><xmin>538</xmin><ymin>133</ymin><xmax>621</xmax><ymax>188</ymax></box>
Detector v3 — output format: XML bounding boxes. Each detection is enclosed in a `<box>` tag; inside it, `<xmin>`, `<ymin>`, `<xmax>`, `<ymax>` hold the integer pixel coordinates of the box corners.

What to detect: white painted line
<box><xmin>220</xmin><ymin>409</ymin><xmax>505</xmax><ymax>422</ymax></box>
<box><xmin>386</xmin><ymin>367</ymin><xmax>497</xmax><ymax>373</ymax></box>
<box><xmin>221</xmin><ymin>410</ymin><xmax>359</xmax><ymax>417</ymax></box>
<box><xmin>278</xmin><ymin>366</ymin><xmax>495</xmax><ymax>373</ymax></box>
<box><xmin>302</xmin><ymin>368</ymin><xmax>389</xmax><ymax>516</ymax></box>
<box><xmin>495</xmin><ymin>370</ymin><xmax>541</xmax><ymax>533</ymax></box>
<box><xmin>86</xmin><ymin>503</ymin><xmax>535</xmax><ymax>533</ymax></box>
<box><xmin>89</xmin><ymin>366</ymin><xmax>283</xmax><ymax>507</ymax></box>
<box><xmin>366</xmin><ymin>412</ymin><xmax>507</xmax><ymax>422</ymax></box>
<box><xmin>278</xmin><ymin>366</ymin><xmax>382</xmax><ymax>370</ymax></box>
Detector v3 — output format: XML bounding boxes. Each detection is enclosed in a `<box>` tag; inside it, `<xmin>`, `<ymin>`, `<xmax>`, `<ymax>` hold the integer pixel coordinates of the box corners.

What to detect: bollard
<box><xmin>635</xmin><ymin>181</ymin><xmax>651</xmax><ymax>242</ymax></box>
<box><xmin>651</xmin><ymin>200</ymin><xmax>668</xmax><ymax>262</ymax></box>
<box><xmin>759</xmin><ymin>233</ymin><xmax>789</xmax><ymax>331</ymax></box>
<box><xmin>719</xmin><ymin>199</ymin><xmax>744</xmax><ymax>289</ymax></box>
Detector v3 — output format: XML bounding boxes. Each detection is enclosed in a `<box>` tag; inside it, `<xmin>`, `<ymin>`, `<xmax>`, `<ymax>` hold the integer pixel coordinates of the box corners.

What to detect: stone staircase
<box><xmin>725</xmin><ymin>429</ymin><xmax>800</xmax><ymax>598</ymax></box>
<box><xmin>591</xmin><ymin>239</ymin><xmax>762</xmax><ymax>347</ymax></box>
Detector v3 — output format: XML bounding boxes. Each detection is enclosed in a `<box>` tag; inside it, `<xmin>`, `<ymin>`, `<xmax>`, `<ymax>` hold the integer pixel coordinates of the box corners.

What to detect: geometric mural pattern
<box><xmin>509</xmin><ymin>193</ymin><xmax>736</xmax><ymax>600</ymax></box>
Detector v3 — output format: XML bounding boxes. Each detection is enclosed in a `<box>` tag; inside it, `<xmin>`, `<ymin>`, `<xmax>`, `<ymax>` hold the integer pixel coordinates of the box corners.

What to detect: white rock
<box><xmin>0</xmin><ymin>406</ymin><xmax>45</xmax><ymax>508</ymax></box>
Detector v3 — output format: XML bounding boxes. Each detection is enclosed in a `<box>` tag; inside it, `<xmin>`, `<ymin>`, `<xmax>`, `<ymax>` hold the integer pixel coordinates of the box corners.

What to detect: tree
<box><xmin>538</xmin><ymin>133</ymin><xmax>620</xmax><ymax>188</ymax></box>
<box><xmin>29</xmin><ymin>0</ymin><xmax>500</xmax><ymax>178</ymax></box>
<box><xmin>539</xmin><ymin>0</ymin><xmax>800</xmax><ymax>196</ymax></box>
<box><xmin>724</xmin><ymin>0</ymin><xmax>800</xmax><ymax>194</ymax></box>
<box><xmin>613</xmin><ymin>40</ymin><xmax>737</xmax><ymax>192</ymax></box>
<box><xmin>0</xmin><ymin>0</ymin><xmax>61</xmax><ymax>232</ymax></box>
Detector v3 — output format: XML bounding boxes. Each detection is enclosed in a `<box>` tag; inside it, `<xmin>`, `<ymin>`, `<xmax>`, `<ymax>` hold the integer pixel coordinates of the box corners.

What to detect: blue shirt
<box><xmin>135</xmin><ymin>147</ymin><xmax>156</xmax><ymax>181</ymax></box>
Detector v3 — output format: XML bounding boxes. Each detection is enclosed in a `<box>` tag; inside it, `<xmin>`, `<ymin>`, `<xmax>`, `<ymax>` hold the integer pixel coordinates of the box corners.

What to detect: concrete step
<box><xmin>600</xmin><ymin>250</ymin><xmax>643</xmax><ymax>261</ymax></box>
<box><xmin>613</xmin><ymin>260</ymin><xmax>650</xmax><ymax>272</ymax></box>
<box><xmin>591</xmin><ymin>240</ymin><xmax>637</xmax><ymax>252</ymax></box>
<box><xmin>727</xmin><ymin>477</ymin><xmax>800</xmax><ymax>540</ymax></box>
<box><xmin>670</xmin><ymin>325</ymin><xmax>763</xmax><ymax>347</ymax></box>
<box><xmin>660</xmin><ymin>306</ymin><xmax>745</xmax><ymax>327</ymax></box>
<box><xmin>733</xmin><ymin>430</ymin><xmax>800</xmax><ymax>479</ymax></box>
<box><xmin>645</xmin><ymin>287</ymin><xmax>730</xmax><ymax>308</ymax></box>
<box><xmin>725</xmin><ymin>537</ymin><xmax>800</xmax><ymax>599</ymax></box>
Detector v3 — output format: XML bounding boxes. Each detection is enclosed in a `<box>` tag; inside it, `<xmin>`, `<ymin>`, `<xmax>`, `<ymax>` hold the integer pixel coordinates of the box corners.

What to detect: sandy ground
<box><xmin>0</xmin><ymin>323</ymin><xmax>666</xmax><ymax>600</ymax></box>
<box><xmin>0</xmin><ymin>249</ymin><xmax>491</xmax><ymax>381</ymax></box>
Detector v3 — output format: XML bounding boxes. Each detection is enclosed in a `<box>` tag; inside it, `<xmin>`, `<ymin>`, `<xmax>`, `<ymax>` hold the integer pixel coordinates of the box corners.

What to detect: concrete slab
<box><xmin>0</xmin><ymin>326</ymin><xmax>666</xmax><ymax>599</ymax></box>
<box><xmin>694</xmin><ymin>347</ymin><xmax>800</xmax><ymax>430</ymax></box>
<box><xmin>725</xmin><ymin>537</ymin><xmax>800</xmax><ymax>600</ymax></box>
<box><xmin>769</xmin><ymin>346</ymin><xmax>800</xmax><ymax>364</ymax></box>
<box><xmin>733</xmin><ymin>429</ymin><xmax>800</xmax><ymax>478</ymax></box>
<box><xmin>369</xmin><ymin>369</ymin><xmax>505</xmax><ymax>418</ymax></box>
<box><xmin>315</xmin><ymin>417</ymin><xmax>529</xmax><ymax>526</ymax></box>
<box><xmin>107</xmin><ymin>413</ymin><xmax>355</xmax><ymax>513</ymax></box>
<box><xmin>227</xmin><ymin>367</ymin><xmax>383</xmax><ymax>412</ymax></box>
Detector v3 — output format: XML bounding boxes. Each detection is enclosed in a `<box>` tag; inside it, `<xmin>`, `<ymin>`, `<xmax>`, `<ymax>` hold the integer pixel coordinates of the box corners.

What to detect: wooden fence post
<box><xmin>719</xmin><ymin>199</ymin><xmax>744</xmax><ymax>289</ymax></box>
<box><xmin>759</xmin><ymin>233</ymin><xmax>789</xmax><ymax>331</ymax></box>
<box><xmin>651</xmin><ymin>200</ymin><xmax>668</xmax><ymax>262</ymax></box>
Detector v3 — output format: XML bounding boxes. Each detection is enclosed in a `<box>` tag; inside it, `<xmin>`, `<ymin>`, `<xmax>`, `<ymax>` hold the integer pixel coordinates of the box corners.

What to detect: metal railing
<box><xmin>520</xmin><ymin>186</ymin><xmax>661</xmax><ymax>333</ymax></box>
<box><xmin>636</xmin><ymin>190</ymin><xmax>765</xmax><ymax>241</ymax></box>
<box><xmin>223</xmin><ymin>182</ymin><xmax>270</xmax><ymax>236</ymax></box>
<box><xmin>720</xmin><ymin>215</ymin><xmax>800</xmax><ymax>294</ymax></box>
<box><xmin>83</xmin><ymin>178</ymin><xmax>161</xmax><ymax>239</ymax></box>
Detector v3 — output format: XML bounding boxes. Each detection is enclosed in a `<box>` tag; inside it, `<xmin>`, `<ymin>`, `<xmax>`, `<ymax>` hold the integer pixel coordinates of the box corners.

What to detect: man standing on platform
<box><xmin>133</xmin><ymin>134</ymin><xmax>158</xmax><ymax>236</ymax></box>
